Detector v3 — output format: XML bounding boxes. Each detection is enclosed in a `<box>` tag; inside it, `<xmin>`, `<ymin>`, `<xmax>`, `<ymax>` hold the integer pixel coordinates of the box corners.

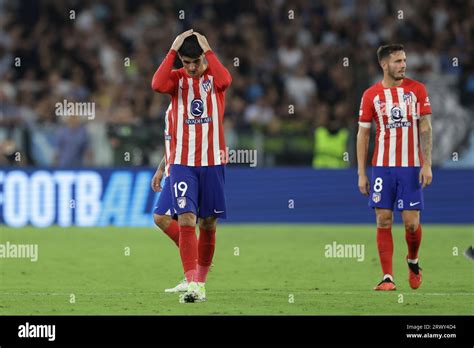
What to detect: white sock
<box><xmin>407</xmin><ymin>258</ymin><xmax>418</xmax><ymax>264</ymax></box>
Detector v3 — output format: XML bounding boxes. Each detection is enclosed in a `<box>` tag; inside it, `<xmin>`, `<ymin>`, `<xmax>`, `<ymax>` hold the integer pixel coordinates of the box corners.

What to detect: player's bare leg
<box><xmin>374</xmin><ymin>208</ymin><xmax>396</xmax><ymax>290</ymax></box>
<box><xmin>402</xmin><ymin>210</ymin><xmax>423</xmax><ymax>289</ymax></box>
<box><xmin>153</xmin><ymin>214</ymin><xmax>188</xmax><ymax>293</ymax></box>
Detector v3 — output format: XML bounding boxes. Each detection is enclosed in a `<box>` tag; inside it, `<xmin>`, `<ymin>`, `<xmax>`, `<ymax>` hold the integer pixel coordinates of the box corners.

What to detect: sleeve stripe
<box><xmin>358</xmin><ymin>122</ymin><xmax>371</xmax><ymax>128</ymax></box>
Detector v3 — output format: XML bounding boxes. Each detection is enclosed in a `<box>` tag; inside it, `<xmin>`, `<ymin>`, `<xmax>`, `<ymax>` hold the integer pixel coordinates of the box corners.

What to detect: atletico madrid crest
<box><xmin>202</xmin><ymin>79</ymin><xmax>212</xmax><ymax>93</ymax></box>
<box><xmin>177</xmin><ymin>197</ymin><xmax>187</xmax><ymax>209</ymax></box>
<box><xmin>403</xmin><ymin>92</ymin><xmax>413</xmax><ymax>104</ymax></box>
<box><xmin>372</xmin><ymin>193</ymin><xmax>381</xmax><ymax>203</ymax></box>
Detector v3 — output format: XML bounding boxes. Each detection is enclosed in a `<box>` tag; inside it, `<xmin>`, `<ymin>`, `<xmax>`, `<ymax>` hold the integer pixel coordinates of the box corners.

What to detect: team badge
<box><xmin>372</xmin><ymin>193</ymin><xmax>381</xmax><ymax>203</ymax></box>
<box><xmin>177</xmin><ymin>197</ymin><xmax>187</xmax><ymax>209</ymax></box>
<box><xmin>202</xmin><ymin>79</ymin><xmax>212</xmax><ymax>93</ymax></box>
<box><xmin>403</xmin><ymin>92</ymin><xmax>413</xmax><ymax>104</ymax></box>
<box><xmin>190</xmin><ymin>99</ymin><xmax>204</xmax><ymax>117</ymax></box>
<box><xmin>390</xmin><ymin>106</ymin><xmax>403</xmax><ymax>121</ymax></box>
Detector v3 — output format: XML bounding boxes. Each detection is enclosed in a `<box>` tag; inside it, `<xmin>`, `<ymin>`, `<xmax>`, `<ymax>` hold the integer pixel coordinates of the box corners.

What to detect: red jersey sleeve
<box><xmin>416</xmin><ymin>83</ymin><xmax>432</xmax><ymax>116</ymax></box>
<box><xmin>358</xmin><ymin>90</ymin><xmax>375</xmax><ymax>128</ymax></box>
<box><xmin>151</xmin><ymin>50</ymin><xmax>179</xmax><ymax>95</ymax></box>
<box><xmin>205</xmin><ymin>51</ymin><xmax>232</xmax><ymax>91</ymax></box>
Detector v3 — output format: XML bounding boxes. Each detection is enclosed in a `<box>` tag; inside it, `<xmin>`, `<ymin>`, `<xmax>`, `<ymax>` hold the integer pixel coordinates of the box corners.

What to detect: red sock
<box><xmin>179</xmin><ymin>225</ymin><xmax>197</xmax><ymax>282</ymax></box>
<box><xmin>377</xmin><ymin>227</ymin><xmax>393</xmax><ymax>276</ymax></box>
<box><xmin>163</xmin><ymin>219</ymin><xmax>180</xmax><ymax>247</ymax></box>
<box><xmin>197</xmin><ymin>227</ymin><xmax>216</xmax><ymax>283</ymax></box>
<box><xmin>406</xmin><ymin>224</ymin><xmax>422</xmax><ymax>260</ymax></box>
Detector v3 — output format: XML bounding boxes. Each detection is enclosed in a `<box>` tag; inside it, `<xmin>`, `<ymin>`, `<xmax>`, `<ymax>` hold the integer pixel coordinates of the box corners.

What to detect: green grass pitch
<box><xmin>1</xmin><ymin>225</ymin><xmax>472</xmax><ymax>315</ymax></box>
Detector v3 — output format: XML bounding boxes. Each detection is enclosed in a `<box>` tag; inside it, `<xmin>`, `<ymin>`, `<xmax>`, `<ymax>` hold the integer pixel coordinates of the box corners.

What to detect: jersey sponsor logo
<box><xmin>190</xmin><ymin>98</ymin><xmax>204</xmax><ymax>117</ymax></box>
<box><xmin>385</xmin><ymin>121</ymin><xmax>412</xmax><ymax>129</ymax></box>
<box><xmin>185</xmin><ymin>117</ymin><xmax>212</xmax><ymax>125</ymax></box>
<box><xmin>390</xmin><ymin>106</ymin><xmax>403</xmax><ymax>122</ymax></box>
<box><xmin>202</xmin><ymin>79</ymin><xmax>212</xmax><ymax>93</ymax></box>
<box><xmin>385</xmin><ymin>105</ymin><xmax>412</xmax><ymax>129</ymax></box>
<box><xmin>372</xmin><ymin>192</ymin><xmax>381</xmax><ymax>203</ymax></box>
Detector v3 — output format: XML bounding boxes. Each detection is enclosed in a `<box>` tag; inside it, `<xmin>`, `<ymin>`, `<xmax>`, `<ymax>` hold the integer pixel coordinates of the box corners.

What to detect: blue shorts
<box><xmin>170</xmin><ymin>164</ymin><xmax>226</xmax><ymax>219</ymax></box>
<box><xmin>369</xmin><ymin>166</ymin><xmax>424</xmax><ymax>211</ymax></box>
<box><xmin>153</xmin><ymin>176</ymin><xmax>175</xmax><ymax>216</ymax></box>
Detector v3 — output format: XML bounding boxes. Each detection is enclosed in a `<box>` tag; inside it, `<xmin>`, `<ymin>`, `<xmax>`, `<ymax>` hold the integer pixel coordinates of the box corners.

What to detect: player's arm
<box><xmin>151</xmin><ymin>29</ymin><xmax>194</xmax><ymax>94</ymax></box>
<box><xmin>151</xmin><ymin>155</ymin><xmax>166</xmax><ymax>192</ymax></box>
<box><xmin>356</xmin><ymin>92</ymin><xmax>374</xmax><ymax>196</ymax></box>
<box><xmin>417</xmin><ymin>83</ymin><xmax>433</xmax><ymax>188</ymax></box>
<box><xmin>357</xmin><ymin>125</ymin><xmax>371</xmax><ymax>196</ymax></box>
<box><xmin>194</xmin><ymin>32</ymin><xmax>232</xmax><ymax>91</ymax></box>
<box><xmin>419</xmin><ymin>114</ymin><xmax>433</xmax><ymax>188</ymax></box>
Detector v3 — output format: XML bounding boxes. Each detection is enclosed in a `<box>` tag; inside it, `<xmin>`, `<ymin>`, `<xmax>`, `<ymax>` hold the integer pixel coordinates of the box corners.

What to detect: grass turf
<box><xmin>0</xmin><ymin>225</ymin><xmax>472</xmax><ymax>315</ymax></box>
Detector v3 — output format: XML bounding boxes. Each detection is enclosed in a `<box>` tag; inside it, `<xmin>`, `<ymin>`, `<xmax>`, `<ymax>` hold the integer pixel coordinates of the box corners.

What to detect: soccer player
<box><xmin>357</xmin><ymin>44</ymin><xmax>433</xmax><ymax>291</ymax></box>
<box><xmin>151</xmin><ymin>29</ymin><xmax>231</xmax><ymax>302</ymax></box>
<box><xmin>151</xmin><ymin>104</ymin><xmax>188</xmax><ymax>293</ymax></box>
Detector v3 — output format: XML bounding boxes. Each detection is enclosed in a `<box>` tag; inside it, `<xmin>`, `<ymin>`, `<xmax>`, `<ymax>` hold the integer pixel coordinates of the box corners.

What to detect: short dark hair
<box><xmin>178</xmin><ymin>35</ymin><xmax>203</xmax><ymax>58</ymax></box>
<box><xmin>377</xmin><ymin>44</ymin><xmax>404</xmax><ymax>62</ymax></box>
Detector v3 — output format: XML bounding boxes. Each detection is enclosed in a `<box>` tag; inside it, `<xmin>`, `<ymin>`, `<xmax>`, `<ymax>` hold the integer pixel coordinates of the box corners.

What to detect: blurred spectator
<box><xmin>55</xmin><ymin>117</ymin><xmax>90</xmax><ymax>167</ymax></box>
<box><xmin>312</xmin><ymin>102</ymin><xmax>349</xmax><ymax>168</ymax></box>
<box><xmin>0</xmin><ymin>0</ymin><xmax>472</xmax><ymax>167</ymax></box>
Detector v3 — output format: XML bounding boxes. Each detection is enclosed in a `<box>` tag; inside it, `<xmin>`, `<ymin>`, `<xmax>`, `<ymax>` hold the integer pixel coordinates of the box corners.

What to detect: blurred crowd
<box><xmin>0</xmin><ymin>0</ymin><xmax>473</xmax><ymax>167</ymax></box>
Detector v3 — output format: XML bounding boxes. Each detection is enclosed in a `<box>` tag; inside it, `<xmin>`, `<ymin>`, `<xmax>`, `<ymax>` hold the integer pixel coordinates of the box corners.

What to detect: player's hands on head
<box><xmin>419</xmin><ymin>164</ymin><xmax>432</xmax><ymax>189</ymax></box>
<box><xmin>358</xmin><ymin>174</ymin><xmax>370</xmax><ymax>196</ymax></box>
<box><xmin>193</xmin><ymin>32</ymin><xmax>211</xmax><ymax>53</ymax></box>
<box><xmin>151</xmin><ymin>169</ymin><xmax>164</xmax><ymax>192</ymax></box>
<box><xmin>171</xmin><ymin>29</ymin><xmax>194</xmax><ymax>51</ymax></box>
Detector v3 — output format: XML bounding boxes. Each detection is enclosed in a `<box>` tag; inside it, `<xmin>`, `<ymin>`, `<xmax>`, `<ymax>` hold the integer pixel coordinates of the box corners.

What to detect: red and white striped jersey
<box><xmin>152</xmin><ymin>50</ymin><xmax>232</xmax><ymax>167</ymax></box>
<box><xmin>358</xmin><ymin>78</ymin><xmax>432</xmax><ymax>167</ymax></box>
<box><xmin>163</xmin><ymin>104</ymin><xmax>172</xmax><ymax>176</ymax></box>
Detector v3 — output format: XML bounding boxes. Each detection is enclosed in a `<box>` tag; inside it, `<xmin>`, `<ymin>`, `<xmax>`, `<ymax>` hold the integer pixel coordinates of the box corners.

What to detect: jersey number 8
<box><xmin>373</xmin><ymin>177</ymin><xmax>383</xmax><ymax>193</ymax></box>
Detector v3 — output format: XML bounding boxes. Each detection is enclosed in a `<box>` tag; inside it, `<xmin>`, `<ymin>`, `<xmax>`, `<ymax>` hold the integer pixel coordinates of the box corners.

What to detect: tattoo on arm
<box><xmin>419</xmin><ymin>115</ymin><xmax>432</xmax><ymax>166</ymax></box>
